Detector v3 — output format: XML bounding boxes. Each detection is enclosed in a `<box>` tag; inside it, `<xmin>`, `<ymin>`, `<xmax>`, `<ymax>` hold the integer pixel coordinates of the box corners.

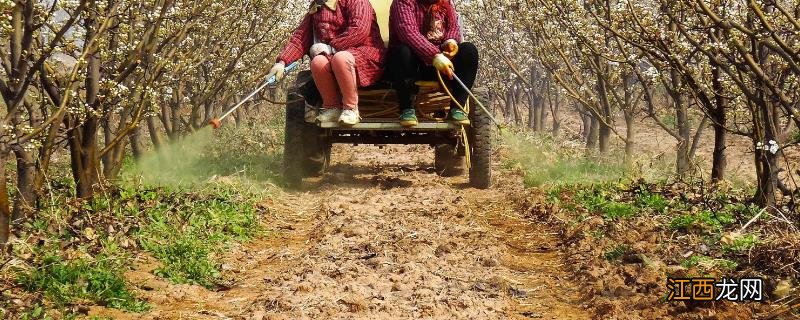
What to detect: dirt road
<box><xmin>93</xmin><ymin>145</ymin><xmax>589</xmax><ymax>319</ymax></box>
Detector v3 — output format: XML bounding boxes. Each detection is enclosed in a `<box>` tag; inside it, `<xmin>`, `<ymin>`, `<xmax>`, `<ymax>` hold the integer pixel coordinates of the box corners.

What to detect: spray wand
<box><xmin>209</xmin><ymin>61</ymin><xmax>299</xmax><ymax>129</ymax></box>
<box><xmin>448</xmin><ymin>69</ymin><xmax>502</xmax><ymax>129</ymax></box>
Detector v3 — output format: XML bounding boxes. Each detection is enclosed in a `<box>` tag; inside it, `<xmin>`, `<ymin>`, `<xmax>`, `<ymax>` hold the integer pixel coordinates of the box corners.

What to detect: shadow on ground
<box><xmin>303</xmin><ymin>161</ymin><xmax>437</xmax><ymax>191</ymax></box>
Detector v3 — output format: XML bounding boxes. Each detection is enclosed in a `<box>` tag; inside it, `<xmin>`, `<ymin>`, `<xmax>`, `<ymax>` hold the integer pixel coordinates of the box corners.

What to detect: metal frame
<box><xmin>319</xmin><ymin>121</ymin><xmax>459</xmax><ymax>131</ymax></box>
<box><xmin>320</xmin><ymin>118</ymin><xmax>463</xmax><ymax>145</ymax></box>
<box><xmin>327</xmin><ymin>129</ymin><xmax>459</xmax><ymax>145</ymax></box>
<box><xmin>301</xmin><ymin>80</ymin><xmax>464</xmax><ymax>146</ymax></box>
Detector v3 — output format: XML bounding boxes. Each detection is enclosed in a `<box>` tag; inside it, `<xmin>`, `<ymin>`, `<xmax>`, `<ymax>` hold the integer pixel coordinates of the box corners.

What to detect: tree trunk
<box><xmin>527</xmin><ymin>93</ymin><xmax>536</xmax><ymax>130</ymax></box>
<box><xmin>130</xmin><ymin>125</ymin><xmax>145</xmax><ymax>159</ymax></box>
<box><xmin>622</xmin><ymin>73</ymin><xmax>636</xmax><ymax>162</ymax></box>
<box><xmin>597</xmin><ymin>113</ymin><xmax>611</xmax><ymax>153</ymax></box>
<box><xmin>587</xmin><ymin>115</ymin><xmax>599</xmax><ymax>149</ymax></box>
<box><xmin>542</xmin><ymin>79</ymin><xmax>553</xmax><ymax>133</ymax></box>
<box><xmin>0</xmin><ymin>153</ymin><xmax>11</xmax><ymax>246</ymax></box>
<box><xmin>624</xmin><ymin>111</ymin><xmax>635</xmax><ymax>162</ymax></box>
<box><xmin>101</xmin><ymin>139</ymin><xmax>128</xmax><ymax>181</ymax></box>
<box><xmin>749</xmin><ymin>7</ymin><xmax>780</xmax><ymax>207</ymax></box>
<box><xmin>504</xmin><ymin>89</ymin><xmax>514</xmax><ymax>124</ymax></box>
<box><xmin>537</xmin><ymin>96</ymin><xmax>547</xmax><ymax>132</ymax></box>
<box><xmin>169</xmin><ymin>82</ymin><xmax>183</xmax><ymax>139</ymax></box>
<box><xmin>202</xmin><ymin>101</ymin><xmax>214</xmax><ymax>129</ymax></box>
<box><xmin>711</xmin><ymin>122</ymin><xmax>727</xmax><ymax>183</ymax></box>
<box><xmin>753</xmin><ymin>102</ymin><xmax>781</xmax><ymax>207</ymax></box>
<box><xmin>12</xmin><ymin>149</ymin><xmax>37</xmax><ymax>220</ymax></box>
<box><xmin>581</xmin><ymin>107</ymin><xmax>592</xmax><ymax>142</ymax></box>
<box><xmin>534</xmin><ymin>96</ymin><xmax>545</xmax><ymax>132</ymax></box>
<box><xmin>531</xmin><ymin>94</ymin><xmax>543</xmax><ymax>132</ymax></box>
<box><xmin>674</xmin><ymin>85</ymin><xmax>691</xmax><ymax>176</ymax></box>
<box><xmin>551</xmin><ymin>102</ymin><xmax>561</xmax><ymax>136</ymax></box>
<box><xmin>512</xmin><ymin>86</ymin><xmax>524</xmax><ymax>126</ymax></box>
<box><xmin>595</xmin><ymin>55</ymin><xmax>612</xmax><ymax>153</ymax></box>
<box><xmin>710</xmin><ymin>65</ymin><xmax>727</xmax><ymax>183</ymax></box>
<box><xmin>709</xmin><ymin>30</ymin><xmax>728</xmax><ymax>184</ymax></box>
<box><xmin>101</xmin><ymin>108</ymin><xmax>133</xmax><ymax>181</ymax></box>
<box><xmin>148</xmin><ymin>116</ymin><xmax>166</xmax><ymax>148</ymax></box>
<box><xmin>70</xmin><ymin>1</ymin><xmax>102</xmax><ymax>199</ymax></box>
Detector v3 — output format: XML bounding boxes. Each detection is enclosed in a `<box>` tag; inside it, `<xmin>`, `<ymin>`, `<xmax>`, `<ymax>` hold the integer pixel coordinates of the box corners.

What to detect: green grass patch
<box><xmin>574</xmin><ymin>188</ymin><xmax>609</xmax><ymax>212</ymax></box>
<box><xmin>545</xmin><ymin>187</ymin><xmax>563</xmax><ymax>204</ymax></box>
<box><xmin>590</xmin><ymin>229</ymin><xmax>606</xmax><ymax>239</ymax></box>
<box><xmin>17</xmin><ymin>255</ymin><xmax>148</xmax><ymax>312</ymax></box>
<box><xmin>8</xmin><ymin>119</ymin><xmax>281</xmax><ymax>317</ymax></box>
<box><xmin>669</xmin><ymin>214</ymin><xmax>696</xmax><ymax>230</ymax></box>
<box><xmin>16</xmin><ymin>304</ymin><xmax>52</xmax><ymax>320</ymax></box>
<box><xmin>680</xmin><ymin>255</ymin><xmax>738</xmax><ymax>271</ymax></box>
<box><xmin>602</xmin><ymin>202</ymin><xmax>638</xmax><ymax>220</ymax></box>
<box><xmin>137</xmin><ymin>190</ymin><xmax>261</xmax><ymax>288</ymax></box>
<box><xmin>604</xmin><ymin>245</ymin><xmax>630</xmax><ymax>262</ymax></box>
<box><xmin>574</xmin><ymin>187</ymin><xmax>639</xmax><ymax>220</ymax></box>
<box><xmin>15</xmin><ymin>183</ymin><xmax>264</xmax><ymax>315</ymax></box>
<box><xmin>669</xmin><ymin>210</ymin><xmax>734</xmax><ymax>231</ymax></box>
<box><xmin>502</xmin><ymin>131</ymin><xmax>628</xmax><ymax>188</ymax></box>
<box><xmin>634</xmin><ymin>191</ymin><xmax>669</xmax><ymax>214</ymax></box>
<box><xmin>722</xmin><ymin>203</ymin><xmax>762</xmax><ymax>219</ymax></box>
<box><xmin>661</xmin><ymin>114</ymin><xmax>677</xmax><ymax>130</ymax></box>
<box><xmin>523</xmin><ymin>157</ymin><xmax>628</xmax><ymax>188</ymax></box>
<box><xmin>148</xmin><ymin>235</ymin><xmax>219</xmax><ymax>287</ymax></box>
<box><xmin>722</xmin><ymin>233</ymin><xmax>760</xmax><ymax>253</ymax></box>
<box><xmin>124</xmin><ymin>124</ymin><xmax>284</xmax><ymax>189</ymax></box>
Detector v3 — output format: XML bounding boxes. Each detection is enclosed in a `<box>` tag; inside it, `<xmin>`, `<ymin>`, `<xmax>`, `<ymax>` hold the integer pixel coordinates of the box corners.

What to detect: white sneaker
<box><xmin>339</xmin><ymin>109</ymin><xmax>361</xmax><ymax>126</ymax></box>
<box><xmin>316</xmin><ymin>108</ymin><xmax>342</xmax><ymax>123</ymax></box>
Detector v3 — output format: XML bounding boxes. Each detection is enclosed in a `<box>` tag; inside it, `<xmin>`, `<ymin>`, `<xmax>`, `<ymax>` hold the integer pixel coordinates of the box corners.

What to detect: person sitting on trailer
<box><xmin>387</xmin><ymin>0</ymin><xmax>479</xmax><ymax>127</ymax></box>
<box><xmin>267</xmin><ymin>0</ymin><xmax>387</xmax><ymax>126</ymax></box>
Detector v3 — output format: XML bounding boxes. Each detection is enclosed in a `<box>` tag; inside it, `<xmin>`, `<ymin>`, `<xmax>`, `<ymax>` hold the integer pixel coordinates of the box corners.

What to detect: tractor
<box><xmin>281</xmin><ymin>0</ymin><xmax>493</xmax><ymax>189</ymax></box>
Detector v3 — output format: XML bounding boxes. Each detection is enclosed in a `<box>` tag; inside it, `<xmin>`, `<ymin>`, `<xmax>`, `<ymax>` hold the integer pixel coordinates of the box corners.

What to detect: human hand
<box><xmin>267</xmin><ymin>61</ymin><xmax>286</xmax><ymax>82</ymax></box>
<box><xmin>432</xmin><ymin>54</ymin><xmax>454</xmax><ymax>80</ymax></box>
<box><xmin>441</xmin><ymin>39</ymin><xmax>458</xmax><ymax>59</ymax></box>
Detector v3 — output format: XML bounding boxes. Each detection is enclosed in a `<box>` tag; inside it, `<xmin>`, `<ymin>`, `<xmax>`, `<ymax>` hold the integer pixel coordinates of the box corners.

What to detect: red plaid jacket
<box><xmin>389</xmin><ymin>0</ymin><xmax>462</xmax><ymax>65</ymax></box>
<box><xmin>278</xmin><ymin>0</ymin><xmax>386</xmax><ymax>87</ymax></box>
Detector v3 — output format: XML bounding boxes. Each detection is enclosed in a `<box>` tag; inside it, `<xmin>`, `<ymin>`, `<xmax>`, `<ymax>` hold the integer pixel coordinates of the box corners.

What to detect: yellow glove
<box><xmin>432</xmin><ymin>54</ymin><xmax>454</xmax><ymax>80</ymax></box>
<box><xmin>267</xmin><ymin>61</ymin><xmax>286</xmax><ymax>82</ymax></box>
<box><xmin>441</xmin><ymin>39</ymin><xmax>458</xmax><ymax>59</ymax></box>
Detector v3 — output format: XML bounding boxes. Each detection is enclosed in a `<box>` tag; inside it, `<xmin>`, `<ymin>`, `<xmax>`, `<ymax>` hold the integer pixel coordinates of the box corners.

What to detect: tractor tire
<box><xmin>467</xmin><ymin>97</ymin><xmax>493</xmax><ymax>189</ymax></box>
<box><xmin>434</xmin><ymin>144</ymin><xmax>465</xmax><ymax>177</ymax></box>
<box><xmin>301</xmin><ymin>126</ymin><xmax>330</xmax><ymax>177</ymax></box>
<box><xmin>283</xmin><ymin>71</ymin><xmax>328</xmax><ymax>188</ymax></box>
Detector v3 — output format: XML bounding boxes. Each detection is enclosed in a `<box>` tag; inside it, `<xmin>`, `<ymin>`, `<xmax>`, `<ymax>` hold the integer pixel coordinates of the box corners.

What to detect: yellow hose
<box><xmin>436</xmin><ymin>70</ymin><xmax>471</xmax><ymax>170</ymax></box>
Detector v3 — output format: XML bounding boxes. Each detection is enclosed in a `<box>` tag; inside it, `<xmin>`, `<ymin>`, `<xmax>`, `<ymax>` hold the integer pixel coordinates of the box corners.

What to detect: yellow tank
<box><xmin>368</xmin><ymin>0</ymin><xmax>392</xmax><ymax>46</ymax></box>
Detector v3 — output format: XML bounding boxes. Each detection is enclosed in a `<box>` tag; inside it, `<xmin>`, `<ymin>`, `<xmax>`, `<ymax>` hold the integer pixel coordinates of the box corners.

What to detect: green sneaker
<box><xmin>399</xmin><ymin>108</ymin><xmax>418</xmax><ymax>127</ymax></box>
<box><xmin>448</xmin><ymin>107</ymin><xmax>470</xmax><ymax>126</ymax></box>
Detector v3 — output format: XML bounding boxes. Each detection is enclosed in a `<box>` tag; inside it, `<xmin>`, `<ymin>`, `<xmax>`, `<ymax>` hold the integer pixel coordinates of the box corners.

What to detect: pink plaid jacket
<box><xmin>277</xmin><ymin>0</ymin><xmax>386</xmax><ymax>87</ymax></box>
<box><xmin>389</xmin><ymin>0</ymin><xmax>462</xmax><ymax>65</ymax></box>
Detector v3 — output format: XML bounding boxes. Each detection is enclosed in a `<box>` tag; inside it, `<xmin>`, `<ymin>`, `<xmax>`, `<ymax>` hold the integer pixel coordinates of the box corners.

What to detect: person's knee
<box><xmin>332</xmin><ymin>51</ymin><xmax>355</xmax><ymax>65</ymax></box>
<box><xmin>388</xmin><ymin>45</ymin><xmax>414</xmax><ymax>65</ymax></box>
<box><xmin>458</xmin><ymin>42</ymin><xmax>479</xmax><ymax>62</ymax></box>
<box><xmin>399</xmin><ymin>45</ymin><xmax>414</xmax><ymax>59</ymax></box>
<box><xmin>388</xmin><ymin>45</ymin><xmax>417</xmax><ymax>81</ymax></box>
<box><xmin>310</xmin><ymin>55</ymin><xmax>331</xmax><ymax>72</ymax></box>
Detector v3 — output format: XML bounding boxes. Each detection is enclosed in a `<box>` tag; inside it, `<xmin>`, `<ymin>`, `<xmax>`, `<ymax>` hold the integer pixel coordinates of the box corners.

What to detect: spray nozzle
<box><xmin>209</xmin><ymin>119</ymin><xmax>221</xmax><ymax>129</ymax></box>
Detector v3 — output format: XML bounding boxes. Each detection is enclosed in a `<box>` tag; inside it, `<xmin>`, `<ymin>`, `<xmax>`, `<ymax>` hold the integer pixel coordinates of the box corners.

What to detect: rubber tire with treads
<box><xmin>434</xmin><ymin>144</ymin><xmax>465</xmax><ymax>177</ymax></box>
<box><xmin>283</xmin><ymin>71</ymin><xmax>328</xmax><ymax>188</ymax></box>
<box><xmin>301</xmin><ymin>127</ymin><xmax>330</xmax><ymax>177</ymax></box>
<box><xmin>467</xmin><ymin>98</ymin><xmax>493</xmax><ymax>189</ymax></box>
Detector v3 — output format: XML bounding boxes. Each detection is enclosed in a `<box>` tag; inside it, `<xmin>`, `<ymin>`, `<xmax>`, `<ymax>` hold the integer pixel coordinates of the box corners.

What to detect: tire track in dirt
<box><xmin>91</xmin><ymin>145</ymin><xmax>588</xmax><ymax>319</ymax></box>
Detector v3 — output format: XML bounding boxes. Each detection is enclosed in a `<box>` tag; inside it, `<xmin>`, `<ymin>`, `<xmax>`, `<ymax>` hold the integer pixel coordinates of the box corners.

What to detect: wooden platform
<box><xmin>319</xmin><ymin>121</ymin><xmax>459</xmax><ymax>131</ymax></box>
<box><xmin>355</xmin><ymin>81</ymin><xmax>453</xmax><ymax>119</ymax></box>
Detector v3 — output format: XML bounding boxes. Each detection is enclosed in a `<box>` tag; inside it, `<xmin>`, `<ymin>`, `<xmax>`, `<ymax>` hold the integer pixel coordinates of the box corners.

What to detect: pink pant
<box><xmin>310</xmin><ymin>51</ymin><xmax>358</xmax><ymax>110</ymax></box>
